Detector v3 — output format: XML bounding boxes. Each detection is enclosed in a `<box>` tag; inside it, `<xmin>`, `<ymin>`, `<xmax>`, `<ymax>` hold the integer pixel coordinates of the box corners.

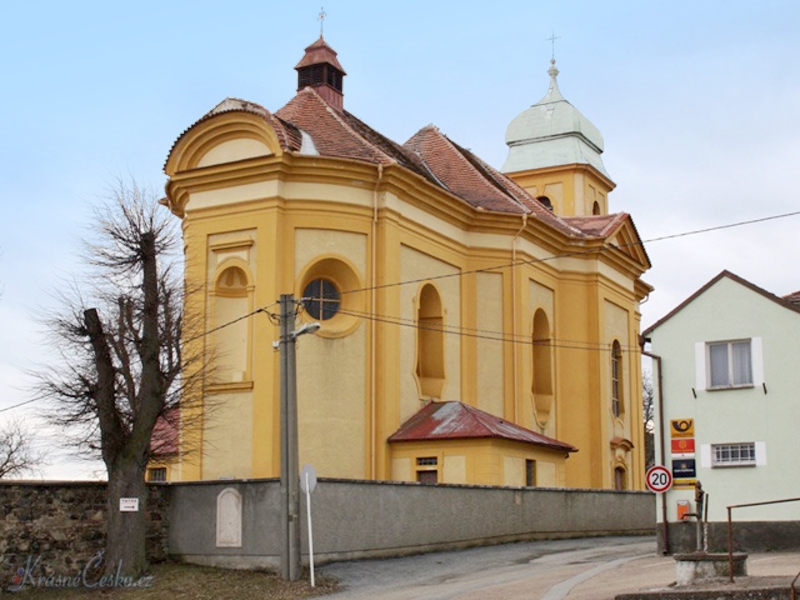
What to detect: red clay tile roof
<box><xmin>784</xmin><ymin>291</ymin><xmax>800</xmax><ymax>307</ymax></box>
<box><xmin>387</xmin><ymin>401</ymin><xmax>577</xmax><ymax>453</ymax></box>
<box><xmin>150</xmin><ymin>411</ymin><xmax>179</xmax><ymax>458</ymax></box>
<box><xmin>276</xmin><ymin>89</ymin><xmax>403</xmax><ymax>165</ymax></box>
<box><xmin>565</xmin><ymin>213</ymin><xmax>627</xmax><ymax>237</ymax></box>
<box><xmin>168</xmin><ymin>89</ymin><xmax>639</xmax><ymax>249</ymax></box>
<box><xmin>294</xmin><ymin>36</ymin><xmax>346</xmax><ymax>73</ymax></box>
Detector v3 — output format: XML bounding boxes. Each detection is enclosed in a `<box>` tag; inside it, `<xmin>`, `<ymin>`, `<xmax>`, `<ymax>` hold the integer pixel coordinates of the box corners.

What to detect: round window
<box><xmin>302</xmin><ymin>279</ymin><xmax>341</xmax><ymax>320</ymax></box>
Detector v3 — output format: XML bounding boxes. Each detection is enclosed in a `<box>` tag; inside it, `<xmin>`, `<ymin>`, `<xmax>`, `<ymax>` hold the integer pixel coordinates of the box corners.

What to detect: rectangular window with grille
<box><xmin>148</xmin><ymin>467</ymin><xmax>167</xmax><ymax>482</ymax></box>
<box><xmin>712</xmin><ymin>442</ymin><xmax>756</xmax><ymax>467</ymax></box>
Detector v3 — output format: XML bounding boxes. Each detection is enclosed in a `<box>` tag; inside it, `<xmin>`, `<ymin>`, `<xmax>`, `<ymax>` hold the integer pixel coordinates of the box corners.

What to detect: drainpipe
<box><xmin>641</xmin><ymin>341</ymin><xmax>670</xmax><ymax>554</ymax></box>
<box><xmin>370</xmin><ymin>163</ymin><xmax>383</xmax><ymax>479</ymax></box>
<box><xmin>511</xmin><ymin>213</ymin><xmax>528</xmax><ymax>423</ymax></box>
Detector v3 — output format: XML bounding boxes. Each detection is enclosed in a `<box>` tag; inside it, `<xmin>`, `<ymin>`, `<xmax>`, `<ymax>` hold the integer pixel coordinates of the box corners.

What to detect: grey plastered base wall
<box><xmin>659</xmin><ymin>521</ymin><xmax>800</xmax><ymax>554</ymax></box>
<box><xmin>168</xmin><ymin>479</ymin><xmax>281</xmax><ymax>570</ymax></box>
<box><xmin>168</xmin><ymin>478</ymin><xmax>655</xmax><ymax>569</ymax></box>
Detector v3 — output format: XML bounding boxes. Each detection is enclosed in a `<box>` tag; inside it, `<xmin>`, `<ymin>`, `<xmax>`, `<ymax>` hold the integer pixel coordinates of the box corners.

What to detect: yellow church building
<box><xmin>161</xmin><ymin>36</ymin><xmax>652</xmax><ymax>490</ymax></box>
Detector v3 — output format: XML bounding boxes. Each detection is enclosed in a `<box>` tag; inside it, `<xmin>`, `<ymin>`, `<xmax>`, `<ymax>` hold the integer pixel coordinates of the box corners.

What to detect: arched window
<box><xmin>416</xmin><ymin>284</ymin><xmax>445</xmax><ymax>398</ymax></box>
<box><xmin>537</xmin><ymin>196</ymin><xmax>553</xmax><ymax>211</ymax></box>
<box><xmin>611</xmin><ymin>340</ymin><xmax>624</xmax><ymax>418</ymax></box>
<box><xmin>592</xmin><ymin>201</ymin><xmax>601</xmax><ymax>215</ymax></box>
<box><xmin>532</xmin><ymin>309</ymin><xmax>554</xmax><ymax>422</ymax></box>
<box><xmin>214</xmin><ymin>265</ymin><xmax>250</xmax><ymax>382</ymax></box>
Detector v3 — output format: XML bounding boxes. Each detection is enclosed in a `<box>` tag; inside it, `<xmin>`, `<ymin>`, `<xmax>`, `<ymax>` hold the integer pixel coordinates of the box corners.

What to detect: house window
<box><xmin>708</xmin><ymin>340</ymin><xmax>752</xmax><ymax>388</ymax></box>
<box><xmin>611</xmin><ymin>341</ymin><xmax>624</xmax><ymax>417</ymax></box>
<box><xmin>712</xmin><ymin>442</ymin><xmax>756</xmax><ymax>467</ymax></box>
<box><xmin>532</xmin><ymin>309</ymin><xmax>554</xmax><ymax>423</ymax></box>
<box><xmin>525</xmin><ymin>460</ymin><xmax>536</xmax><ymax>487</ymax></box>
<box><xmin>148</xmin><ymin>467</ymin><xmax>167</xmax><ymax>482</ymax></box>
<box><xmin>415</xmin><ymin>456</ymin><xmax>438</xmax><ymax>484</ymax></box>
<box><xmin>302</xmin><ymin>278</ymin><xmax>341</xmax><ymax>320</ymax></box>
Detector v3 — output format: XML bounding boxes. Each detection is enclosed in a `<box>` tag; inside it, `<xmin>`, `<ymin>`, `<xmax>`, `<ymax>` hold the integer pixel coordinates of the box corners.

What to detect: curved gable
<box><xmin>165</xmin><ymin>109</ymin><xmax>284</xmax><ymax>176</ymax></box>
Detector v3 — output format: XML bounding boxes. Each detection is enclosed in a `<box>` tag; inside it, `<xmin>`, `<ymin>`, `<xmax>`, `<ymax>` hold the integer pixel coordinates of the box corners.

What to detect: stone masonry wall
<box><xmin>0</xmin><ymin>481</ymin><xmax>170</xmax><ymax>580</ymax></box>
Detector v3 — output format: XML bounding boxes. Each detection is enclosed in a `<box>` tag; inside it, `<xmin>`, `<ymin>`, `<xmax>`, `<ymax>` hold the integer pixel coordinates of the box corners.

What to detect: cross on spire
<box><xmin>318</xmin><ymin>7</ymin><xmax>326</xmax><ymax>36</ymax></box>
<box><xmin>546</xmin><ymin>31</ymin><xmax>560</xmax><ymax>61</ymax></box>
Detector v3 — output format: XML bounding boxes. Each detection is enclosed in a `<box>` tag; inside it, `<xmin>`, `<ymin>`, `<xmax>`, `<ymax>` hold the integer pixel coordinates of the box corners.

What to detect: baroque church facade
<box><xmin>161</xmin><ymin>36</ymin><xmax>652</xmax><ymax>490</ymax></box>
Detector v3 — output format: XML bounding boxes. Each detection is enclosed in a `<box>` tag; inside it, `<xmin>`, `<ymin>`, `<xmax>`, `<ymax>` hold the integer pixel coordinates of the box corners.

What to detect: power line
<box><xmin>0</xmin><ymin>399</ymin><xmax>40</xmax><ymax>414</ymax></box>
<box><xmin>339</xmin><ymin>209</ymin><xmax>800</xmax><ymax>297</ymax></box>
<box><xmin>185</xmin><ymin>209</ymin><xmax>800</xmax><ymax>347</ymax></box>
<box><xmin>336</xmin><ymin>308</ymin><xmax>641</xmax><ymax>354</ymax></box>
<box><xmin>643</xmin><ymin>210</ymin><xmax>800</xmax><ymax>244</ymax></box>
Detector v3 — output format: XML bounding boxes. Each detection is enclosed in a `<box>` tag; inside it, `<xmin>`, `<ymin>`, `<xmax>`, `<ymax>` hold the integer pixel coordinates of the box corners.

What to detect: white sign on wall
<box><xmin>119</xmin><ymin>497</ymin><xmax>140</xmax><ymax>512</ymax></box>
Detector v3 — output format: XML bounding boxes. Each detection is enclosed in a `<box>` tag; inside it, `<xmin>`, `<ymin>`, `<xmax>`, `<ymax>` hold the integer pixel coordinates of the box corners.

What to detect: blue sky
<box><xmin>2</xmin><ymin>1</ymin><xmax>799</xmax><ymax>478</ymax></box>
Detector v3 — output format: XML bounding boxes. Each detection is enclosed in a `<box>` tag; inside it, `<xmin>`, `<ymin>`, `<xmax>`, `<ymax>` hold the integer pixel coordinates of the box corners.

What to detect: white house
<box><xmin>643</xmin><ymin>270</ymin><xmax>800</xmax><ymax>552</ymax></box>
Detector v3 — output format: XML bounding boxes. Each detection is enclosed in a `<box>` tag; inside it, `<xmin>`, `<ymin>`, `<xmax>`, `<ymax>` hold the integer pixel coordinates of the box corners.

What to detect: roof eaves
<box><xmin>643</xmin><ymin>270</ymin><xmax>800</xmax><ymax>337</ymax></box>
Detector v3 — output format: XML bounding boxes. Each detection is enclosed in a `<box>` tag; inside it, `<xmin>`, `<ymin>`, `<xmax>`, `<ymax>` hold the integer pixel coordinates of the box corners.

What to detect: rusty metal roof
<box><xmin>387</xmin><ymin>401</ymin><xmax>577</xmax><ymax>453</ymax></box>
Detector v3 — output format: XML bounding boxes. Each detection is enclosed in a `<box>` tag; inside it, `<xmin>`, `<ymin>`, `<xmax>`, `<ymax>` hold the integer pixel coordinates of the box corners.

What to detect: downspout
<box><xmin>511</xmin><ymin>213</ymin><xmax>528</xmax><ymax>423</ymax></box>
<box><xmin>371</xmin><ymin>163</ymin><xmax>383</xmax><ymax>479</ymax></box>
<box><xmin>641</xmin><ymin>342</ymin><xmax>670</xmax><ymax>554</ymax></box>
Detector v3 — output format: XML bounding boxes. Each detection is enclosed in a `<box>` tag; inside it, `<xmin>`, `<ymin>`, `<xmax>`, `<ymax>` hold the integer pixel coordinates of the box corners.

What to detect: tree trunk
<box><xmin>104</xmin><ymin>456</ymin><xmax>148</xmax><ymax>578</ymax></box>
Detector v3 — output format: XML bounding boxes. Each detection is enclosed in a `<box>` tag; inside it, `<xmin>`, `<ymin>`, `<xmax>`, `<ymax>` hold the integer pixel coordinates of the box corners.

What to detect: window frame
<box><xmin>706</xmin><ymin>339</ymin><xmax>753</xmax><ymax>390</ymax></box>
<box><xmin>302</xmin><ymin>277</ymin><xmax>341</xmax><ymax>321</ymax></box>
<box><xmin>711</xmin><ymin>442</ymin><xmax>756</xmax><ymax>468</ymax></box>
<box><xmin>147</xmin><ymin>467</ymin><xmax>167</xmax><ymax>482</ymax></box>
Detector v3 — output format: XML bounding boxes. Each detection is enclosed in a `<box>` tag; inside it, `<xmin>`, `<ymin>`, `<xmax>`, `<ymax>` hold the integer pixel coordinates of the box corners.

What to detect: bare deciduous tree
<box><xmin>643</xmin><ymin>370</ymin><xmax>656</xmax><ymax>469</ymax></box>
<box><xmin>36</xmin><ymin>180</ymin><xmax>207</xmax><ymax>577</ymax></box>
<box><xmin>0</xmin><ymin>420</ymin><xmax>44</xmax><ymax>478</ymax></box>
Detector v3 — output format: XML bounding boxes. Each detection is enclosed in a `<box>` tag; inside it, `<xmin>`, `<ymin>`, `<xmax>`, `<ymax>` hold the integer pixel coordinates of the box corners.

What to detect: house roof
<box><xmin>150</xmin><ymin>411</ymin><xmax>179</xmax><ymax>458</ymax></box>
<box><xmin>784</xmin><ymin>290</ymin><xmax>800</xmax><ymax>307</ymax></box>
<box><xmin>387</xmin><ymin>401</ymin><xmax>577</xmax><ymax>453</ymax></box>
<box><xmin>643</xmin><ymin>270</ymin><xmax>800</xmax><ymax>336</ymax></box>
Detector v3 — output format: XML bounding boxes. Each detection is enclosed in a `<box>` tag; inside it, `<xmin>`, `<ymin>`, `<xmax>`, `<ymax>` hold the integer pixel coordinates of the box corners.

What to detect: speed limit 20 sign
<box><xmin>645</xmin><ymin>465</ymin><xmax>673</xmax><ymax>493</ymax></box>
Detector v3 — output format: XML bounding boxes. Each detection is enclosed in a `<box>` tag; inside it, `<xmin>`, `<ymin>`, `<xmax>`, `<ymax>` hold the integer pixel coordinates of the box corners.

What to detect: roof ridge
<box><xmin>414</xmin><ymin>128</ymin><xmax>527</xmax><ymax>213</ymax></box>
<box><xmin>300</xmin><ymin>88</ymin><xmax>398</xmax><ymax>164</ymax></box>
<box><xmin>446</xmin><ymin>135</ymin><xmax>533</xmax><ymax>213</ymax></box>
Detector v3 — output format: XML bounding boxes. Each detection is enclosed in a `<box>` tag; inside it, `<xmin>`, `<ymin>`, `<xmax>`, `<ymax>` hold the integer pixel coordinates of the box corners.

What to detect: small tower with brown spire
<box><xmin>294</xmin><ymin>36</ymin><xmax>346</xmax><ymax>111</ymax></box>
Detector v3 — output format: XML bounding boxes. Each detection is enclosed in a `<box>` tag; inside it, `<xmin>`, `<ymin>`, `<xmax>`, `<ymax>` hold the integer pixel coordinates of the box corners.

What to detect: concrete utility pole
<box><xmin>278</xmin><ymin>294</ymin><xmax>321</xmax><ymax>581</ymax></box>
<box><xmin>279</xmin><ymin>294</ymin><xmax>302</xmax><ymax>581</ymax></box>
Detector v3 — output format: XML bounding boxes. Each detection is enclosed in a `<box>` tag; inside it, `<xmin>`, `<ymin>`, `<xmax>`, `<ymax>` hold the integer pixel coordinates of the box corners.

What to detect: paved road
<box><xmin>320</xmin><ymin>536</ymin><xmax>659</xmax><ymax>600</ymax></box>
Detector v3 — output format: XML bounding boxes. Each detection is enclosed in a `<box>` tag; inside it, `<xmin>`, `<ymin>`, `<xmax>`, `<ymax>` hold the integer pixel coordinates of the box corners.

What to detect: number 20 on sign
<box><xmin>645</xmin><ymin>465</ymin><xmax>673</xmax><ymax>493</ymax></box>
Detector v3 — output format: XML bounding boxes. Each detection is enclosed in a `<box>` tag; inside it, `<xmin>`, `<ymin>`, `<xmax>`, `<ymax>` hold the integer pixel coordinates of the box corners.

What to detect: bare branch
<box><xmin>0</xmin><ymin>420</ymin><xmax>45</xmax><ymax>479</ymax></box>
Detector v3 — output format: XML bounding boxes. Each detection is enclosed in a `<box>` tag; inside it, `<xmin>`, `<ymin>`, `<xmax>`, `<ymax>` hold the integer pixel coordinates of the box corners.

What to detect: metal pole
<box><xmin>279</xmin><ymin>294</ymin><xmax>302</xmax><ymax>581</ymax></box>
<box><xmin>728</xmin><ymin>506</ymin><xmax>734</xmax><ymax>583</ymax></box>
<box><xmin>642</xmin><ymin>347</ymin><xmax>670</xmax><ymax>554</ymax></box>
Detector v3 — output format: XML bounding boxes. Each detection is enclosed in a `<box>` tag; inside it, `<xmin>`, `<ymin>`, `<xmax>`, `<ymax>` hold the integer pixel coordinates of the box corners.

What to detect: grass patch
<box><xmin>6</xmin><ymin>563</ymin><xmax>338</xmax><ymax>599</ymax></box>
